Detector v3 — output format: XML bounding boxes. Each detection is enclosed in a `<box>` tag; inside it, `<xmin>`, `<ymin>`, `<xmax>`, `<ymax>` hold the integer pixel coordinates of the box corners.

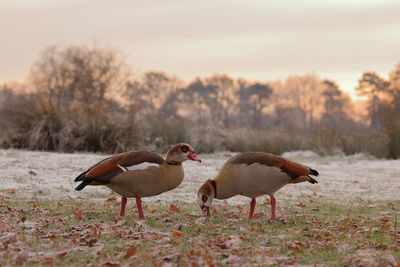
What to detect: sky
<box><xmin>1</xmin><ymin>0</ymin><xmax>400</xmax><ymax>98</ymax></box>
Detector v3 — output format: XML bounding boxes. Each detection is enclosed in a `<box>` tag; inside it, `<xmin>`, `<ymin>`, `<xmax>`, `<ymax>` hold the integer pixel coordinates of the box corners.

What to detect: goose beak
<box><xmin>188</xmin><ymin>152</ymin><xmax>201</xmax><ymax>162</ymax></box>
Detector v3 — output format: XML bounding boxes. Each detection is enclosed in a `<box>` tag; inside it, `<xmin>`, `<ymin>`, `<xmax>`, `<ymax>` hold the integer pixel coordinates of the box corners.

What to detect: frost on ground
<box><xmin>1</xmin><ymin>149</ymin><xmax>400</xmax><ymax>205</ymax></box>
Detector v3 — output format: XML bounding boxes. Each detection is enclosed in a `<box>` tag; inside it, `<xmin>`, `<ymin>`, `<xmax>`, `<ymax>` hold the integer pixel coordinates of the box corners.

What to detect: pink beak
<box><xmin>188</xmin><ymin>152</ymin><xmax>201</xmax><ymax>162</ymax></box>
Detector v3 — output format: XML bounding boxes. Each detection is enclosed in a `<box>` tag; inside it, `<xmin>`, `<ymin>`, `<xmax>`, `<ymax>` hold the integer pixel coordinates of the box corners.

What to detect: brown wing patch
<box><xmin>230</xmin><ymin>152</ymin><xmax>311</xmax><ymax>179</ymax></box>
<box><xmin>280</xmin><ymin>160</ymin><xmax>310</xmax><ymax>178</ymax></box>
<box><xmin>81</xmin><ymin>150</ymin><xmax>164</xmax><ymax>186</ymax></box>
<box><xmin>86</xmin><ymin>161</ymin><xmax>119</xmax><ymax>178</ymax></box>
<box><xmin>90</xmin><ymin>181</ymin><xmax>107</xmax><ymax>186</ymax></box>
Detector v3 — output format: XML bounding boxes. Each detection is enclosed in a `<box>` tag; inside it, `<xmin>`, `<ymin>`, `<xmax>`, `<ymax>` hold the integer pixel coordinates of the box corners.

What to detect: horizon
<box><xmin>1</xmin><ymin>0</ymin><xmax>400</xmax><ymax>99</ymax></box>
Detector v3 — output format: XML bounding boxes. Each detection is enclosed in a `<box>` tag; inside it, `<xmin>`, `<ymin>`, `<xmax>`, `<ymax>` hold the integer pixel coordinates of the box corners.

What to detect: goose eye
<box><xmin>181</xmin><ymin>146</ymin><xmax>189</xmax><ymax>153</ymax></box>
<box><xmin>201</xmin><ymin>194</ymin><xmax>208</xmax><ymax>202</ymax></box>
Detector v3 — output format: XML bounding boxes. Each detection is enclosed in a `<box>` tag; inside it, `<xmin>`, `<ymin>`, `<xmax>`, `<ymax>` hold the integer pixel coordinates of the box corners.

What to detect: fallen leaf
<box><xmin>8</xmin><ymin>189</ymin><xmax>16</xmax><ymax>194</ymax></box>
<box><xmin>169</xmin><ymin>204</ymin><xmax>180</xmax><ymax>214</ymax></box>
<box><xmin>124</xmin><ymin>244</ymin><xmax>137</xmax><ymax>259</ymax></box>
<box><xmin>287</xmin><ymin>241</ymin><xmax>300</xmax><ymax>251</ymax></box>
<box><xmin>106</xmin><ymin>196</ymin><xmax>117</xmax><ymax>201</ymax></box>
<box><xmin>44</xmin><ymin>256</ymin><xmax>54</xmax><ymax>267</ymax></box>
<box><xmin>262</xmin><ymin>199</ymin><xmax>271</xmax><ymax>206</ymax></box>
<box><xmin>57</xmin><ymin>251</ymin><xmax>68</xmax><ymax>258</ymax></box>
<box><xmin>171</xmin><ymin>230</ymin><xmax>184</xmax><ymax>238</ymax></box>
<box><xmin>73</xmin><ymin>209</ymin><xmax>84</xmax><ymax>220</ymax></box>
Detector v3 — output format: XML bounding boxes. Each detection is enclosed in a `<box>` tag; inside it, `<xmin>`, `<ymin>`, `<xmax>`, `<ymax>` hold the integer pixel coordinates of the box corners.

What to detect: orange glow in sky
<box><xmin>1</xmin><ymin>0</ymin><xmax>399</xmax><ymax>99</ymax></box>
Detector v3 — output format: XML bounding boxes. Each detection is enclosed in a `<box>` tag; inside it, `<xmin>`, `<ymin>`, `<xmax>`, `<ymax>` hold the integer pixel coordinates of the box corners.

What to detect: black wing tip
<box><xmin>74</xmin><ymin>170</ymin><xmax>89</xmax><ymax>182</ymax></box>
<box><xmin>308</xmin><ymin>176</ymin><xmax>318</xmax><ymax>184</ymax></box>
<box><xmin>309</xmin><ymin>168</ymin><xmax>319</xmax><ymax>176</ymax></box>
<box><xmin>75</xmin><ymin>180</ymin><xmax>91</xmax><ymax>191</ymax></box>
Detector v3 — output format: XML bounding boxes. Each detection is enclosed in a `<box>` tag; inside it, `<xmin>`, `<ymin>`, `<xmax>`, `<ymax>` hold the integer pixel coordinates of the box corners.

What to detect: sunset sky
<box><xmin>1</xmin><ymin>0</ymin><xmax>399</xmax><ymax>98</ymax></box>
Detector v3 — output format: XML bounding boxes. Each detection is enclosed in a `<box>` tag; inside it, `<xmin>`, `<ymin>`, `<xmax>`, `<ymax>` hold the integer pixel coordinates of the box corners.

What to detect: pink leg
<box><xmin>249</xmin><ymin>198</ymin><xmax>256</xmax><ymax>218</ymax></box>
<box><xmin>120</xmin><ymin>197</ymin><xmax>127</xmax><ymax>217</ymax></box>
<box><xmin>270</xmin><ymin>195</ymin><xmax>276</xmax><ymax>220</ymax></box>
<box><xmin>136</xmin><ymin>198</ymin><xmax>144</xmax><ymax>219</ymax></box>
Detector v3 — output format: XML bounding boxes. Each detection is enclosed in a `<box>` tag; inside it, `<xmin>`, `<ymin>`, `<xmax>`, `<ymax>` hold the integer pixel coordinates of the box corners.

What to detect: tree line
<box><xmin>0</xmin><ymin>45</ymin><xmax>399</xmax><ymax>158</ymax></box>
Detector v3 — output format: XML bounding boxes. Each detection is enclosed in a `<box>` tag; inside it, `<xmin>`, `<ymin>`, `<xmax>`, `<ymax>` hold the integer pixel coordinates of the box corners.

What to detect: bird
<box><xmin>196</xmin><ymin>152</ymin><xmax>318</xmax><ymax>220</ymax></box>
<box><xmin>74</xmin><ymin>143</ymin><xmax>201</xmax><ymax>219</ymax></box>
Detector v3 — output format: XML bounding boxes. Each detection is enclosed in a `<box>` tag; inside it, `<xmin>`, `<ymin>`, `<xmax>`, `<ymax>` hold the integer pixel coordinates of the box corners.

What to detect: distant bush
<box><xmin>0</xmin><ymin>92</ymin><xmax>141</xmax><ymax>153</ymax></box>
<box><xmin>189</xmin><ymin>126</ymin><xmax>225</xmax><ymax>153</ymax></box>
<box><xmin>1</xmin><ymin>44</ymin><xmax>399</xmax><ymax>158</ymax></box>
<box><xmin>140</xmin><ymin>113</ymin><xmax>190</xmax><ymax>149</ymax></box>
<box><xmin>223</xmin><ymin>128</ymin><xmax>307</xmax><ymax>155</ymax></box>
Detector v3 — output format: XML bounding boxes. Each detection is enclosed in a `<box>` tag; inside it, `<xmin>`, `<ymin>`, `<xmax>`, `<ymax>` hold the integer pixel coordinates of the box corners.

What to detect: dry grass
<box><xmin>0</xmin><ymin>197</ymin><xmax>399</xmax><ymax>266</ymax></box>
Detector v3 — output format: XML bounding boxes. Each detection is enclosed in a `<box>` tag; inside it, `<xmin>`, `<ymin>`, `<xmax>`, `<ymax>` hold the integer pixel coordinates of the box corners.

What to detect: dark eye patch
<box><xmin>201</xmin><ymin>194</ymin><xmax>208</xmax><ymax>202</ymax></box>
<box><xmin>181</xmin><ymin>145</ymin><xmax>189</xmax><ymax>153</ymax></box>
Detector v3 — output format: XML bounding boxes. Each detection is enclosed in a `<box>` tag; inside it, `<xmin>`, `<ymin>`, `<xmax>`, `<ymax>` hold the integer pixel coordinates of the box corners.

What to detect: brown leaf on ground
<box><xmin>8</xmin><ymin>189</ymin><xmax>16</xmax><ymax>194</ymax></box>
<box><xmin>287</xmin><ymin>241</ymin><xmax>301</xmax><ymax>251</ymax></box>
<box><xmin>44</xmin><ymin>256</ymin><xmax>54</xmax><ymax>267</ymax></box>
<box><xmin>171</xmin><ymin>230</ymin><xmax>184</xmax><ymax>238</ymax></box>
<box><xmin>73</xmin><ymin>209</ymin><xmax>84</xmax><ymax>220</ymax></box>
<box><xmin>262</xmin><ymin>199</ymin><xmax>271</xmax><ymax>206</ymax></box>
<box><xmin>106</xmin><ymin>196</ymin><xmax>117</xmax><ymax>201</ymax></box>
<box><xmin>57</xmin><ymin>251</ymin><xmax>68</xmax><ymax>258</ymax></box>
<box><xmin>123</xmin><ymin>244</ymin><xmax>137</xmax><ymax>259</ymax></box>
<box><xmin>345</xmin><ymin>249</ymin><xmax>396</xmax><ymax>267</ymax></box>
<box><xmin>169</xmin><ymin>204</ymin><xmax>180</xmax><ymax>214</ymax></box>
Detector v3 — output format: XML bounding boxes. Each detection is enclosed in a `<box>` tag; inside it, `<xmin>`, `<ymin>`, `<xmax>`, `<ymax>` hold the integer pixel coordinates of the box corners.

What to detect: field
<box><xmin>1</xmin><ymin>149</ymin><xmax>400</xmax><ymax>266</ymax></box>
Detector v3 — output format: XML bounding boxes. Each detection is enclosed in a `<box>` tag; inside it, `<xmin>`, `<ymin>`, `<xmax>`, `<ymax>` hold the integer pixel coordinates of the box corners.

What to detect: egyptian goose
<box><xmin>74</xmin><ymin>143</ymin><xmax>201</xmax><ymax>219</ymax></box>
<box><xmin>196</xmin><ymin>152</ymin><xmax>318</xmax><ymax>220</ymax></box>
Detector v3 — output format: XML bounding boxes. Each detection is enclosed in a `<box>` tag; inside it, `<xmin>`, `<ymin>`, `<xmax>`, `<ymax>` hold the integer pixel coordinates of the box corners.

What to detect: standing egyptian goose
<box><xmin>75</xmin><ymin>143</ymin><xmax>201</xmax><ymax>219</ymax></box>
<box><xmin>196</xmin><ymin>152</ymin><xmax>318</xmax><ymax>220</ymax></box>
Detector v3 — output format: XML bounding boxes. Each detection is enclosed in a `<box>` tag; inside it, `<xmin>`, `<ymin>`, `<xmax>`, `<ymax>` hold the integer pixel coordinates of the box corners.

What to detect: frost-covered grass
<box><xmin>1</xmin><ymin>149</ymin><xmax>400</xmax><ymax>265</ymax></box>
<box><xmin>1</xmin><ymin>149</ymin><xmax>400</xmax><ymax>203</ymax></box>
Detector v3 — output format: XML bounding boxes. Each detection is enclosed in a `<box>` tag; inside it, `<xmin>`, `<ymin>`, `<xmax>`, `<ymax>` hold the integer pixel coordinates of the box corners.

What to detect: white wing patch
<box><xmin>117</xmin><ymin>162</ymin><xmax>160</xmax><ymax>172</ymax></box>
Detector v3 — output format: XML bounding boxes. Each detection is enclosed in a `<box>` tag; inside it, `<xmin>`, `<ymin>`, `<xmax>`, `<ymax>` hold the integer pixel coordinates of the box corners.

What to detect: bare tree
<box><xmin>29</xmin><ymin>45</ymin><xmax>130</xmax><ymax>112</ymax></box>
<box><xmin>127</xmin><ymin>71</ymin><xmax>182</xmax><ymax>113</ymax></box>
<box><xmin>386</xmin><ymin>63</ymin><xmax>400</xmax><ymax>158</ymax></box>
<box><xmin>356</xmin><ymin>72</ymin><xmax>390</xmax><ymax>129</ymax></box>
<box><xmin>204</xmin><ymin>74</ymin><xmax>239</xmax><ymax>127</ymax></box>
<box><xmin>4</xmin><ymin>45</ymin><xmax>138</xmax><ymax>152</ymax></box>
<box><xmin>238</xmin><ymin>81</ymin><xmax>272</xmax><ymax>127</ymax></box>
<box><xmin>280</xmin><ymin>74</ymin><xmax>324</xmax><ymax>130</ymax></box>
